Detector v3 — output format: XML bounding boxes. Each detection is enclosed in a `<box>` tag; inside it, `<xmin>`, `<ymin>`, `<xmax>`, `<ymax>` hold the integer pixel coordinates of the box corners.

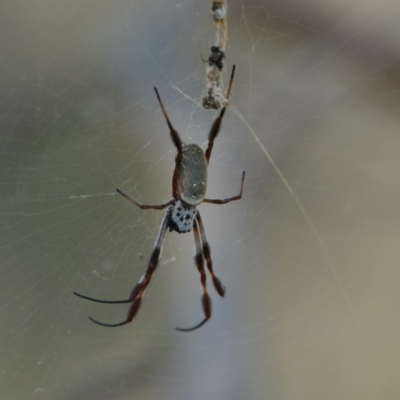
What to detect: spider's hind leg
<box><xmin>205</xmin><ymin>65</ymin><xmax>236</xmax><ymax>163</ymax></box>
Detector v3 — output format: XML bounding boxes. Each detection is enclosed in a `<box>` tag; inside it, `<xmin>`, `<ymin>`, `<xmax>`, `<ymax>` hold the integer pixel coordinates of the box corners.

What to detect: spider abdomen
<box><xmin>178</xmin><ymin>144</ymin><xmax>207</xmax><ymax>206</ymax></box>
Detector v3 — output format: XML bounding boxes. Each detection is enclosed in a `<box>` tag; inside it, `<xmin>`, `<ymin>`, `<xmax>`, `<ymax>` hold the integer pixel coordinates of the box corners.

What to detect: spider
<box><xmin>203</xmin><ymin>46</ymin><xmax>225</xmax><ymax>70</ymax></box>
<box><xmin>73</xmin><ymin>65</ymin><xmax>245</xmax><ymax>332</ymax></box>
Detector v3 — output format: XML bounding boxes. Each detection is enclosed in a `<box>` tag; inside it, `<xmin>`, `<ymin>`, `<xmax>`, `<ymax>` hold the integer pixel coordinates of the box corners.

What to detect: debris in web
<box><xmin>202</xmin><ymin>0</ymin><xmax>229</xmax><ymax>110</ymax></box>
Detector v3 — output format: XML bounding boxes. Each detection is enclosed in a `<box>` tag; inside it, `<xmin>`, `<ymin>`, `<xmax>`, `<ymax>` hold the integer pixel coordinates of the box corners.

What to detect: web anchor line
<box><xmin>202</xmin><ymin>0</ymin><xmax>230</xmax><ymax>110</ymax></box>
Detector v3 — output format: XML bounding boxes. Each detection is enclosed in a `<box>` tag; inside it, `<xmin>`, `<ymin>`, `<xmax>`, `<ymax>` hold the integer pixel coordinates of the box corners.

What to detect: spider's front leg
<box><xmin>175</xmin><ymin>218</ymin><xmax>212</xmax><ymax>332</ymax></box>
<box><xmin>195</xmin><ymin>212</ymin><xmax>225</xmax><ymax>297</ymax></box>
<box><xmin>74</xmin><ymin>211</ymin><xmax>171</xmax><ymax>327</ymax></box>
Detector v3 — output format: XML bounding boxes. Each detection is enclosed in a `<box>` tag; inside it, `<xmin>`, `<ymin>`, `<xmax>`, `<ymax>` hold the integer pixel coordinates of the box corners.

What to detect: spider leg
<box><xmin>203</xmin><ymin>170</ymin><xmax>245</xmax><ymax>204</ymax></box>
<box><xmin>225</xmin><ymin>64</ymin><xmax>236</xmax><ymax>100</ymax></box>
<box><xmin>154</xmin><ymin>87</ymin><xmax>182</xmax><ymax>152</ymax></box>
<box><xmin>88</xmin><ymin>283</ymin><xmax>142</xmax><ymax>327</ymax></box>
<box><xmin>73</xmin><ymin>289</ymin><xmax>136</xmax><ymax>304</ymax></box>
<box><xmin>175</xmin><ymin>219</ymin><xmax>212</xmax><ymax>332</ymax></box>
<box><xmin>154</xmin><ymin>87</ymin><xmax>183</xmax><ymax>199</ymax></box>
<box><xmin>116</xmin><ymin>188</ymin><xmax>175</xmax><ymax>210</ymax></box>
<box><xmin>205</xmin><ymin>65</ymin><xmax>236</xmax><ymax>163</ymax></box>
<box><xmin>74</xmin><ymin>212</ymin><xmax>170</xmax><ymax>327</ymax></box>
<box><xmin>195</xmin><ymin>211</ymin><xmax>225</xmax><ymax>297</ymax></box>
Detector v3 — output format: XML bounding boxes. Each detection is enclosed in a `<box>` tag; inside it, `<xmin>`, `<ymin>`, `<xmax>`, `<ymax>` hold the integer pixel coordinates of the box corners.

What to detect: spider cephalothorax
<box><xmin>169</xmin><ymin>201</ymin><xmax>197</xmax><ymax>233</ymax></box>
<box><xmin>74</xmin><ymin>65</ymin><xmax>245</xmax><ymax>331</ymax></box>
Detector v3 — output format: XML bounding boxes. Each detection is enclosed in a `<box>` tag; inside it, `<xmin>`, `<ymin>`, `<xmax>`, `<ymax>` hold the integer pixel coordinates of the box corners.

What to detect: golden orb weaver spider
<box><xmin>74</xmin><ymin>65</ymin><xmax>245</xmax><ymax>331</ymax></box>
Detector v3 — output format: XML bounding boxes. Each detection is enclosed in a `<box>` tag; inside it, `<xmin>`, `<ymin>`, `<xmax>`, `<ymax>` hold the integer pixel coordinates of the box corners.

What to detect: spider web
<box><xmin>1</xmin><ymin>1</ymin><xmax>400</xmax><ymax>399</ymax></box>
